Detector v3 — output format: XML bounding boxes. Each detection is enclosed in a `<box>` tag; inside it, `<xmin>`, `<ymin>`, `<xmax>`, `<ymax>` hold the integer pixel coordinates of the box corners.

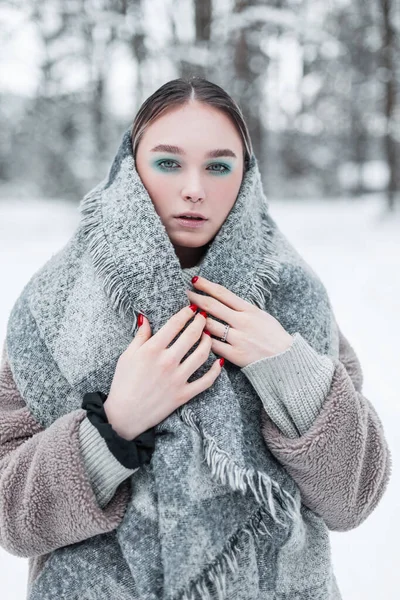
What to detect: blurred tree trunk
<box><xmin>81</xmin><ymin>0</ymin><xmax>108</xmax><ymax>161</ymax></box>
<box><xmin>129</xmin><ymin>0</ymin><xmax>147</xmax><ymax>108</ymax></box>
<box><xmin>230</xmin><ymin>0</ymin><xmax>270</xmax><ymax>171</ymax></box>
<box><xmin>350</xmin><ymin>1</ymin><xmax>370</xmax><ymax>196</ymax></box>
<box><xmin>178</xmin><ymin>0</ymin><xmax>212</xmax><ymax>80</ymax></box>
<box><xmin>380</xmin><ymin>0</ymin><xmax>398</xmax><ymax>211</ymax></box>
<box><xmin>193</xmin><ymin>0</ymin><xmax>212</xmax><ymax>79</ymax></box>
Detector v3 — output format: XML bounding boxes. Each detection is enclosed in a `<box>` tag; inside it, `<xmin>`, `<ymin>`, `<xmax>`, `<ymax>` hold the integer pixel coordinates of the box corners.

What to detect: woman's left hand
<box><xmin>185</xmin><ymin>276</ymin><xmax>294</xmax><ymax>368</ymax></box>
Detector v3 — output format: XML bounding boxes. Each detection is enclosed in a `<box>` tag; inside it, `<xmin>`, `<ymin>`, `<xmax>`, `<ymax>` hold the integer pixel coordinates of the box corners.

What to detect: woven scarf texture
<box><xmin>6</xmin><ymin>125</ymin><xmax>341</xmax><ymax>600</ymax></box>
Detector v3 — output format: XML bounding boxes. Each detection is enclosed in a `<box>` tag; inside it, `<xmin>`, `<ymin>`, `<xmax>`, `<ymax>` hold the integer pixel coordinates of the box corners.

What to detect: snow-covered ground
<box><xmin>0</xmin><ymin>195</ymin><xmax>398</xmax><ymax>599</ymax></box>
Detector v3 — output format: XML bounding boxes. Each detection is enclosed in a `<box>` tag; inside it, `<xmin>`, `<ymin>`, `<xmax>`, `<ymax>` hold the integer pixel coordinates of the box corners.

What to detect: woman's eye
<box><xmin>156</xmin><ymin>160</ymin><xmax>230</xmax><ymax>174</ymax></box>
<box><xmin>158</xmin><ymin>160</ymin><xmax>179</xmax><ymax>170</ymax></box>
<box><xmin>207</xmin><ymin>163</ymin><xmax>230</xmax><ymax>174</ymax></box>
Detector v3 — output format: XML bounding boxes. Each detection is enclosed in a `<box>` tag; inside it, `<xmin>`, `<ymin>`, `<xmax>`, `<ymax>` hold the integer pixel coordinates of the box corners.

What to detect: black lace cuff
<box><xmin>81</xmin><ymin>391</ymin><xmax>156</xmax><ymax>470</ymax></box>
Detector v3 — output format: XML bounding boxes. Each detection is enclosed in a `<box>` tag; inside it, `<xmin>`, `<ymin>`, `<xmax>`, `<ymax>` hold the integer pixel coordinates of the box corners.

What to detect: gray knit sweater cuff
<box><xmin>240</xmin><ymin>332</ymin><xmax>335</xmax><ymax>439</ymax></box>
<box><xmin>78</xmin><ymin>417</ymin><xmax>138</xmax><ymax>509</ymax></box>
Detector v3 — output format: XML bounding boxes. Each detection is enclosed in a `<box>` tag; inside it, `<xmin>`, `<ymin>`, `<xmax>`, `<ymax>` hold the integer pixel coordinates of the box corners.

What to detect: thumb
<box><xmin>125</xmin><ymin>314</ymin><xmax>151</xmax><ymax>357</ymax></box>
<box><xmin>135</xmin><ymin>313</ymin><xmax>151</xmax><ymax>340</ymax></box>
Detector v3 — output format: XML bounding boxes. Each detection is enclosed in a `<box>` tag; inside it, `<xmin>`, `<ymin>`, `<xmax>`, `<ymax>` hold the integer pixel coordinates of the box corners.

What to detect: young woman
<box><xmin>0</xmin><ymin>77</ymin><xmax>392</xmax><ymax>600</ymax></box>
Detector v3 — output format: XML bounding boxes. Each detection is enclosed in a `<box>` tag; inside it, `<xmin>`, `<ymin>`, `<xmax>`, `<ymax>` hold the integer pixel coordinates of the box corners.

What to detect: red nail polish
<box><xmin>204</xmin><ymin>329</ymin><xmax>211</xmax><ymax>336</ymax></box>
<box><xmin>200</xmin><ymin>310</ymin><xmax>207</xmax><ymax>318</ymax></box>
<box><xmin>138</xmin><ymin>313</ymin><xmax>144</xmax><ymax>327</ymax></box>
<box><xmin>189</xmin><ymin>303</ymin><xmax>198</xmax><ymax>312</ymax></box>
<box><xmin>219</xmin><ymin>358</ymin><xmax>225</xmax><ymax>367</ymax></box>
<box><xmin>191</xmin><ymin>276</ymin><xmax>199</xmax><ymax>284</ymax></box>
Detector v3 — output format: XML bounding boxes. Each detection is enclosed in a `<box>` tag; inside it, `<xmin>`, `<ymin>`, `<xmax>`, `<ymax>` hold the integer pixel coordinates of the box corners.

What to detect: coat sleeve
<box><xmin>0</xmin><ymin>341</ymin><xmax>133</xmax><ymax>558</ymax></box>
<box><xmin>242</xmin><ymin>328</ymin><xmax>392</xmax><ymax>532</ymax></box>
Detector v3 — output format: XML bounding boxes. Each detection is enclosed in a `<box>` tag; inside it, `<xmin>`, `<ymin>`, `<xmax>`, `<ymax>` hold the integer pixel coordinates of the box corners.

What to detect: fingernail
<box><xmin>138</xmin><ymin>313</ymin><xmax>144</xmax><ymax>327</ymax></box>
<box><xmin>191</xmin><ymin>276</ymin><xmax>199</xmax><ymax>284</ymax></box>
<box><xmin>189</xmin><ymin>303</ymin><xmax>198</xmax><ymax>312</ymax></box>
<box><xmin>219</xmin><ymin>358</ymin><xmax>225</xmax><ymax>367</ymax></box>
<box><xmin>200</xmin><ymin>310</ymin><xmax>207</xmax><ymax>318</ymax></box>
<box><xmin>204</xmin><ymin>329</ymin><xmax>211</xmax><ymax>336</ymax></box>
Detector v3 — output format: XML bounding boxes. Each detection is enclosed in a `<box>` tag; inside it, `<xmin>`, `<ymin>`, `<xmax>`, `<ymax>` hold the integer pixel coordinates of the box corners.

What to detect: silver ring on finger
<box><xmin>220</xmin><ymin>323</ymin><xmax>230</xmax><ymax>343</ymax></box>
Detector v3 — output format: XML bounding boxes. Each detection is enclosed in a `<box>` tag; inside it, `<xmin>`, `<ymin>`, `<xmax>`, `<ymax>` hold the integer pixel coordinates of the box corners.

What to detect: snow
<box><xmin>0</xmin><ymin>194</ymin><xmax>398</xmax><ymax>599</ymax></box>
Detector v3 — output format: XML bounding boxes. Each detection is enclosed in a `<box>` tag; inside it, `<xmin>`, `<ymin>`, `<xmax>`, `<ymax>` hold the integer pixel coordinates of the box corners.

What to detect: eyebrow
<box><xmin>150</xmin><ymin>144</ymin><xmax>237</xmax><ymax>159</ymax></box>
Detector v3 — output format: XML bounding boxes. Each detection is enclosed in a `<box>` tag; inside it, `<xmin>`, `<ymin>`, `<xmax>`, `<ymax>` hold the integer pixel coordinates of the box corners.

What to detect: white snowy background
<box><xmin>0</xmin><ymin>195</ymin><xmax>398</xmax><ymax>599</ymax></box>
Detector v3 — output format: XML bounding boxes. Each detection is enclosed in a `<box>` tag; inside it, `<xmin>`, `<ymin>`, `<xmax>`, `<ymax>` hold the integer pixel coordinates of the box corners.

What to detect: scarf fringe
<box><xmin>247</xmin><ymin>218</ymin><xmax>282</xmax><ymax>307</ymax></box>
<box><xmin>174</xmin><ymin>505</ymin><xmax>274</xmax><ymax>600</ymax></box>
<box><xmin>179</xmin><ymin>406</ymin><xmax>300</xmax><ymax>529</ymax></box>
<box><xmin>78</xmin><ymin>183</ymin><xmax>136</xmax><ymax>326</ymax></box>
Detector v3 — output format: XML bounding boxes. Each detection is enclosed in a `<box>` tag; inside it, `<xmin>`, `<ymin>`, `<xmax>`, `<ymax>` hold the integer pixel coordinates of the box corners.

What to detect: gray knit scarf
<box><xmin>6</xmin><ymin>125</ymin><xmax>340</xmax><ymax>600</ymax></box>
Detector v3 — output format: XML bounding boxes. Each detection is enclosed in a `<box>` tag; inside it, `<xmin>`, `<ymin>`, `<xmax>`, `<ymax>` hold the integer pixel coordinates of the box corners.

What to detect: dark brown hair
<box><xmin>131</xmin><ymin>76</ymin><xmax>253</xmax><ymax>173</ymax></box>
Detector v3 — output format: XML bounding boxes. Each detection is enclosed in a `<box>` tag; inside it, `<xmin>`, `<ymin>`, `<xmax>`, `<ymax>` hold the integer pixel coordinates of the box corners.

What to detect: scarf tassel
<box><xmin>247</xmin><ymin>221</ymin><xmax>283</xmax><ymax>308</ymax></box>
<box><xmin>79</xmin><ymin>183</ymin><xmax>136</xmax><ymax>324</ymax></box>
<box><xmin>174</xmin><ymin>504</ymin><xmax>278</xmax><ymax>600</ymax></box>
<box><xmin>180</xmin><ymin>405</ymin><xmax>299</xmax><ymax>527</ymax></box>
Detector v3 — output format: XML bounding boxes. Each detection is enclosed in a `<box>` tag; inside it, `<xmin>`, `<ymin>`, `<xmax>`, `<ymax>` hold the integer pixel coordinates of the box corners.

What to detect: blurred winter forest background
<box><xmin>0</xmin><ymin>0</ymin><xmax>399</xmax><ymax>207</ymax></box>
<box><xmin>1</xmin><ymin>1</ymin><xmax>400</xmax><ymax>599</ymax></box>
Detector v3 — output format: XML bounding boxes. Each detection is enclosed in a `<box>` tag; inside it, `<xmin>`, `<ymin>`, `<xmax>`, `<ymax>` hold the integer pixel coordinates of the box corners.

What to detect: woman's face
<box><xmin>135</xmin><ymin>100</ymin><xmax>244</xmax><ymax>268</ymax></box>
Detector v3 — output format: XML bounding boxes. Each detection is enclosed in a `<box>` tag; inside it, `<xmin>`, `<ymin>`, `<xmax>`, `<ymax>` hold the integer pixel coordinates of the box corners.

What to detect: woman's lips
<box><xmin>174</xmin><ymin>217</ymin><xmax>208</xmax><ymax>229</ymax></box>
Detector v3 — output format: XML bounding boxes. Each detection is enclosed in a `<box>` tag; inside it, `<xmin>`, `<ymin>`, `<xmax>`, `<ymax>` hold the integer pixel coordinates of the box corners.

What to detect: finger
<box><xmin>150</xmin><ymin>305</ymin><xmax>198</xmax><ymax>350</ymax></box>
<box><xmin>204</xmin><ymin>316</ymin><xmax>237</xmax><ymax>343</ymax></box>
<box><xmin>125</xmin><ymin>314</ymin><xmax>152</xmax><ymax>357</ymax></box>
<box><xmin>169</xmin><ymin>311</ymin><xmax>207</xmax><ymax>362</ymax></box>
<box><xmin>178</xmin><ymin>357</ymin><xmax>222</xmax><ymax>407</ymax></box>
<box><xmin>186</xmin><ymin>290</ymin><xmax>241</xmax><ymax>328</ymax></box>
<box><xmin>178</xmin><ymin>328</ymin><xmax>212</xmax><ymax>380</ymax></box>
<box><xmin>209</xmin><ymin>337</ymin><xmax>237</xmax><ymax>364</ymax></box>
<box><xmin>190</xmin><ymin>276</ymin><xmax>251</xmax><ymax>311</ymax></box>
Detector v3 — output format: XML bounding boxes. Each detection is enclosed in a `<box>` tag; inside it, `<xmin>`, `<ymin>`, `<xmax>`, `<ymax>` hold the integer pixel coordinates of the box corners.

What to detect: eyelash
<box><xmin>156</xmin><ymin>160</ymin><xmax>230</xmax><ymax>174</ymax></box>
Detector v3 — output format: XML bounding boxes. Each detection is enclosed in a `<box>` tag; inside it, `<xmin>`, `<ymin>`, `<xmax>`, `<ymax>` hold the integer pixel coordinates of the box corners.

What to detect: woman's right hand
<box><xmin>103</xmin><ymin>305</ymin><xmax>223</xmax><ymax>440</ymax></box>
